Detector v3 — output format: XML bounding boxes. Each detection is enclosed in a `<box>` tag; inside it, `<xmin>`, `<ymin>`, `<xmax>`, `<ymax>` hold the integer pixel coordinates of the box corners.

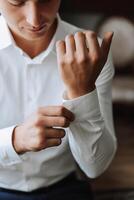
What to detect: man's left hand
<box><xmin>56</xmin><ymin>31</ymin><xmax>113</xmax><ymax>99</ymax></box>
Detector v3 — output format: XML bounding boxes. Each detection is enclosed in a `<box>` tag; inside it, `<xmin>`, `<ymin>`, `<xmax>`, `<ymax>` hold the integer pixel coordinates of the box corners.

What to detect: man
<box><xmin>0</xmin><ymin>0</ymin><xmax>117</xmax><ymax>199</ymax></box>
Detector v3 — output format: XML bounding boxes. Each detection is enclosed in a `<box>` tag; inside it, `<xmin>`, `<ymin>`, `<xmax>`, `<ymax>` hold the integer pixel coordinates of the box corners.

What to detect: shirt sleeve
<box><xmin>0</xmin><ymin>126</ymin><xmax>22</xmax><ymax>166</ymax></box>
<box><xmin>62</xmin><ymin>52</ymin><xmax>117</xmax><ymax>178</ymax></box>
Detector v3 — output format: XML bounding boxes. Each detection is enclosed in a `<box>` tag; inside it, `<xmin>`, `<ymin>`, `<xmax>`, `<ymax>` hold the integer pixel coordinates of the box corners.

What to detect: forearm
<box><xmin>63</xmin><ymin>87</ymin><xmax>117</xmax><ymax>178</ymax></box>
<box><xmin>67</xmin><ymin>118</ymin><xmax>117</xmax><ymax>178</ymax></box>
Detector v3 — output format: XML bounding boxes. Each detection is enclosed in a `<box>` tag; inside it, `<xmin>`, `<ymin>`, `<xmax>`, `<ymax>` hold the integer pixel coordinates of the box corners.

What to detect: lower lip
<box><xmin>27</xmin><ymin>25</ymin><xmax>46</xmax><ymax>33</ymax></box>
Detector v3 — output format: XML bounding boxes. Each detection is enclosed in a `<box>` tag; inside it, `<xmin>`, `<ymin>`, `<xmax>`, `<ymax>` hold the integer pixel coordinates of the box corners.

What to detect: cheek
<box><xmin>0</xmin><ymin>1</ymin><xmax>24</xmax><ymax>19</ymax></box>
<box><xmin>1</xmin><ymin>5</ymin><xmax>23</xmax><ymax>26</ymax></box>
<box><xmin>52</xmin><ymin>1</ymin><xmax>61</xmax><ymax>14</ymax></box>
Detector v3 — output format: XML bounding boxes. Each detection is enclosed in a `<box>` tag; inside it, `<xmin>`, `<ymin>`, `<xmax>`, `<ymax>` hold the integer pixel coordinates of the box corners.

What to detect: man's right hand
<box><xmin>12</xmin><ymin>106</ymin><xmax>75</xmax><ymax>154</ymax></box>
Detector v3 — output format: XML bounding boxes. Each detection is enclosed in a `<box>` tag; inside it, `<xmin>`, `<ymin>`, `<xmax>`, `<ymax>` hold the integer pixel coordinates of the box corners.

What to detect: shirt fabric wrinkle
<box><xmin>0</xmin><ymin>14</ymin><xmax>117</xmax><ymax>191</ymax></box>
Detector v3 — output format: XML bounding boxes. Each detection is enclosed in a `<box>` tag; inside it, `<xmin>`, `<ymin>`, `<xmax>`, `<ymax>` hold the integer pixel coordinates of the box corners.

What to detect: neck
<box><xmin>11</xmin><ymin>19</ymin><xmax>57</xmax><ymax>58</ymax></box>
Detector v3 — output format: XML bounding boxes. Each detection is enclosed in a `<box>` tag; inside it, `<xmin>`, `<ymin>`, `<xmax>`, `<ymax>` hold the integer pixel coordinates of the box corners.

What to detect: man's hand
<box><xmin>56</xmin><ymin>31</ymin><xmax>113</xmax><ymax>99</ymax></box>
<box><xmin>12</xmin><ymin>106</ymin><xmax>75</xmax><ymax>154</ymax></box>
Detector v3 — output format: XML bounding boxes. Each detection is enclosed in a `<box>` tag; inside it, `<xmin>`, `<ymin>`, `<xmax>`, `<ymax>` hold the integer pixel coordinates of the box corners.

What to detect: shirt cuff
<box><xmin>0</xmin><ymin>126</ymin><xmax>22</xmax><ymax>166</ymax></box>
<box><xmin>62</xmin><ymin>89</ymin><xmax>101</xmax><ymax>122</ymax></box>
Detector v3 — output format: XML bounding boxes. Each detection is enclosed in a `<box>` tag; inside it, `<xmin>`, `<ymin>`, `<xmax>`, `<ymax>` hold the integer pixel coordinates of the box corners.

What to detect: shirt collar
<box><xmin>50</xmin><ymin>14</ymin><xmax>67</xmax><ymax>55</ymax></box>
<box><xmin>0</xmin><ymin>15</ymin><xmax>16</xmax><ymax>50</ymax></box>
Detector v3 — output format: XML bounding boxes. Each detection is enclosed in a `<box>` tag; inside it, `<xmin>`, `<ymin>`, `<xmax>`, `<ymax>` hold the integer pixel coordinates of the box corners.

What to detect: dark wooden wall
<box><xmin>60</xmin><ymin>0</ymin><xmax>134</xmax><ymax>16</ymax></box>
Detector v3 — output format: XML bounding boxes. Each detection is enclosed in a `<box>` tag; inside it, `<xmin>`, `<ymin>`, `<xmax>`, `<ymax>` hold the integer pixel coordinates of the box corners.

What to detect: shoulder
<box><xmin>0</xmin><ymin>15</ymin><xmax>12</xmax><ymax>50</ymax></box>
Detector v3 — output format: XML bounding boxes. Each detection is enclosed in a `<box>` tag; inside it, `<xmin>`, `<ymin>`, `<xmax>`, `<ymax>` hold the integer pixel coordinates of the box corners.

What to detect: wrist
<box><xmin>67</xmin><ymin>85</ymin><xmax>96</xmax><ymax>99</ymax></box>
<box><xmin>12</xmin><ymin>126</ymin><xmax>25</xmax><ymax>154</ymax></box>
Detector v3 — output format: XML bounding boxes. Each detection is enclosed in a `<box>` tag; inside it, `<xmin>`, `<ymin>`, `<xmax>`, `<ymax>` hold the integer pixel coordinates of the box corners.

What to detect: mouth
<box><xmin>26</xmin><ymin>24</ymin><xmax>47</xmax><ymax>33</ymax></box>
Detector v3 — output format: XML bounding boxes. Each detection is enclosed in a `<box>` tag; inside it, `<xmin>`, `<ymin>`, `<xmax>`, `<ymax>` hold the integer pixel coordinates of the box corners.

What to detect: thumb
<box><xmin>101</xmin><ymin>32</ymin><xmax>114</xmax><ymax>64</ymax></box>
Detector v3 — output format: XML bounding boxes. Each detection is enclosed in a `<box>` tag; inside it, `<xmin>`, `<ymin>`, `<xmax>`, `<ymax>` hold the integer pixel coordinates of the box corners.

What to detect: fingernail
<box><xmin>109</xmin><ymin>31</ymin><xmax>114</xmax><ymax>38</ymax></box>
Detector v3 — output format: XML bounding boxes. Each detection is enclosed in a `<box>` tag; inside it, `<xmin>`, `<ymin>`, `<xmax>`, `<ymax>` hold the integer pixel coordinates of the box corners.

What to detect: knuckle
<box><xmin>35</xmin><ymin>136</ymin><xmax>45</xmax><ymax>149</ymax></box>
<box><xmin>58</xmin><ymin>58</ymin><xmax>65</xmax><ymax>67</ymax></box>
<box><xmin>61</xmin><ymin>117</ymin><xmax>66</xmax><ymax>126</ymax></box>
<box><xmin>29</xmin><ymin>129</ymin><xmax>46</xmax><ymax>151</ymax></box>
<box><xmin>56</xmin><ymin>40</ymin><xmax>64</xmax><ymax>47</ymax></box>
<box><xmin>36</xmin><ymin>107</ymin><xmax>42</xmax><ymax>115</ymax></box>
<box><xmin>92</xmin><ymin>54</ymin><xmax>100</xmax><ymax>64</ymax></box>
<box><xmin>37</xmin><ymin>127</ymin><xmax>44</xmax><ymax>136</ymax></box>
<box><xmin>61</xmin><ymin>117</ymin><xmax>67</xmax><ymax>126</ymax></box>
<box><xmin>34</xmin><ymin>115</ymin><xmax>41</xmax><ymax>126</ymax></box>
<box><xmin>34</xmin><ymin>115</ymin><xmax>39</xmax><ymax>126</ymax></box>
<box><xmin>78</xmin><ymin>55</ymin><xmax>89</xmax><ymax>64</ymax></box>
<box><xmin>75</xmin><ymin>31</ymin><xmax>84</xmax><ymax>38</ymax></box>
<box><xmin>36</xmin><ymin>138</ymin><xmax>42</xmax><ymax>147</ymax></box>
<box><xmin>61</xmin><ymin>117</ymin><xmax>70</xmax><ymax>127</ymax></box>
<box><xmin>67</xmin><ymin>57</ymin><xmax>75</xmax><ymax>65</ymax></box>
<box><xmin>55</xmin><ymin>139</ymin><xmax>62</xmax><ymax>146</ymax></box>
<box><xmin>59</xmin><ymin>106</ymin><xmax>66</xmax><ymax>115</ymax></box>
<box><xmin>60</xmin><ymin>130</ymin><xmax>66</xmax><ymax>137</ymax></box>
<box><xmin>65</xmin><ymin>34</ymin><xmax>74</xmax><ymax>41</ymax></box>
<box><xmin>86</xmin><ymin>31</ymin><xmax>97</xmax><ymax>38</ymax></box>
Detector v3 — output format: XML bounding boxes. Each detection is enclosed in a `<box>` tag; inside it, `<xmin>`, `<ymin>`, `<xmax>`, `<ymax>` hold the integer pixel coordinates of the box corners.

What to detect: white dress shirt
<box><xmin>0</xmin><ymin>15</ymin><xmax>117</xmax><ymax>192</ymax></box>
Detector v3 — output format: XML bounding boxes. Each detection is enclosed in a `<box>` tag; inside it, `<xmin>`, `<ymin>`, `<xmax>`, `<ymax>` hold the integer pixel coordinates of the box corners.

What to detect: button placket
<box><xmin>27</xmin><ymin>65</ymin><xmax>34</xmax><ymax>102</ymax></box>
<box><xmin>23</xmin><ymin>63</ymin><xmax>32</xmax><ymax>119</ymax></box>
<box><xmin>25</xmin><ymin>63</ymin><xmax>38</xmax><ymax>119</ymax></box>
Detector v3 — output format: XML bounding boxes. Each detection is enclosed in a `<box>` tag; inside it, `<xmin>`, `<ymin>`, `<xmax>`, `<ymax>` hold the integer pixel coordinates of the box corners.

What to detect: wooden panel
<box><xmin>60</xmin><ymin>0</ymin><xmax>134</xmax><ymax>15</ymax></box>
<box><xmin>91</xmin><ymin>107</ymin><xmax>134</xmax><ymax>191</ymax></box>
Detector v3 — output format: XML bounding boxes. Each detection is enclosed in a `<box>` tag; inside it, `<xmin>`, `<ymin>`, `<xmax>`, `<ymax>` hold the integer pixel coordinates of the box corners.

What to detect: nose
<box><xmin>25</xmin><ymin>2</ymin><xmax>42</xmax><ymax>28</ymax></box>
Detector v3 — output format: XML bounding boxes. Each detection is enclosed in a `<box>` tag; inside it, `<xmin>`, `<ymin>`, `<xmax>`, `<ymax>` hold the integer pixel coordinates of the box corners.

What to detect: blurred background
<box><xmin>60</xmin><ymin>0</ymin><xmax>134</xmax><ymax>199</ymax></box>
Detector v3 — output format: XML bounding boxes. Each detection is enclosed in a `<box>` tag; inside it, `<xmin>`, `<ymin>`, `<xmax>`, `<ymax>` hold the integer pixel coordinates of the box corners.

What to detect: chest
<box><xmin>0</xmin><ymin>53</ymin><xmax>65</xmax><ymax>128</ymax></box>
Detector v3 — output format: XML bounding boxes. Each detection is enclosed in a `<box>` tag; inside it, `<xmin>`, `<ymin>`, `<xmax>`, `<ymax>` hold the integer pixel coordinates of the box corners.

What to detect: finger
<box><xmin>37</xmin><ymin>106</ymin><xmax>75</xmax><ymax>122</ymax></box>
<box><xmin>101</xmin><ymin>32</ymin><xmax>114</xmax><ymax>64</ymax></box>
<box><xmin>35</xmin><ymin>115</ymin><xmax>70</xmax><ymax>128</ymax></box>
<box><xmin>45</xmin><ymin>116</ymin><xmax>70</xmax><ymax>128</ymax></box>
<box><xmin>84</xmin><ymin>31</ymin><xmax>100</xmax><ymax>57</ymax></box>
<box><xmin>56</xmin><ymin>40</ymin><xmax>66</xmax><ymax>61</ymax></box>
<box><xmin>45</xmin><ymin>138</ymin><xmax>62</xmax><ymax>148</ymax></box>
<box><xmin>65</xmin><ymin>34</ymin><xmax>76</xmax><ymax>56</ymax></box>
<box><xmin>45</xmin><ymin>128</ymin><xmax>65</xmax><ymax>138</ymax></box>
<box><xmin>74</xmin><ymin>32</ymin><xmax>88</xmax><ymax>56</ymax></box>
